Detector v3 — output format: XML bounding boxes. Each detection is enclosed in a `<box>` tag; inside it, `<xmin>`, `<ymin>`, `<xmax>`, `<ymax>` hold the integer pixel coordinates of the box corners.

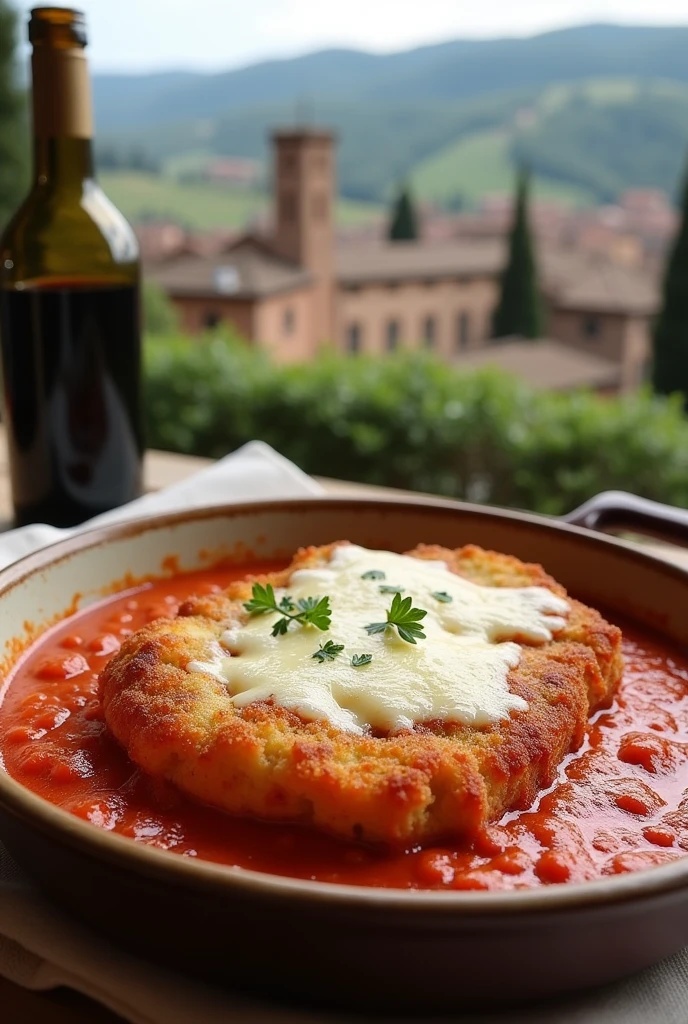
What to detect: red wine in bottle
<box><xmin>0</xmin><ymin>7</ymin><xmax>143</xmax><ymax>527</ymax></box>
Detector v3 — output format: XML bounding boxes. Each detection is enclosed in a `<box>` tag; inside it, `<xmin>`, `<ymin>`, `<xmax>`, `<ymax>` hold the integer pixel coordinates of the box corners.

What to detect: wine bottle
<box><xmin>0</xmin><ymin>6</ymin><xmax>143</xmax><ymax>528</ymax></box>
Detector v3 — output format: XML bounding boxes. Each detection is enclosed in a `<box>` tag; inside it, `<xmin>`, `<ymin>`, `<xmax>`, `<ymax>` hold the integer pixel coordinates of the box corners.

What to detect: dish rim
<box><xmin>2</xmin><ymin>493</ymin><xmax>688</xmax><ymax>916</ymax></box>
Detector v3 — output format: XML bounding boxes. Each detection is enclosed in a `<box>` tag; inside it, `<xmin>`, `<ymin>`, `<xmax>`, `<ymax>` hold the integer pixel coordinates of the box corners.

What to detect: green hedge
<box><xmin>144</xmin><ymin>333</ymin><xmax>688</xmax><ymax>515</ymax></box>
<box><xmin>142</xmin><ymin>280</ymin><xmax>179</xmax><ymax>335</ymax></box>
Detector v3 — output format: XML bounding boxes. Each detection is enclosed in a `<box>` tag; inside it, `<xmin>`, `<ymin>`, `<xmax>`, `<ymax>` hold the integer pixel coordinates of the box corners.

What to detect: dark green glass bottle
<box><xmin>0</xmin><ymin>6</ymin><xmax>143</xmax><ymax>528</ymax></box>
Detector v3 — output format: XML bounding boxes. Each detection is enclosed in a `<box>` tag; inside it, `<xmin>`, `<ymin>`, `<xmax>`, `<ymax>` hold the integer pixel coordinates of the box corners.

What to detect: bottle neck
<box><xmin>31</xmin><ymin>44</ymin><xmax>94</xmax><ymax>188</ymax></box>
<box><xmin>33</xmin><ymin>137</ymin><xmax>94</xmax><ymax>187</ymax></box>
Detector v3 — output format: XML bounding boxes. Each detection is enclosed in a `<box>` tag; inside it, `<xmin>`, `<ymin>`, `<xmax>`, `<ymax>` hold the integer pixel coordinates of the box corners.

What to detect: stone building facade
<box><xmin>149</xmin><ymin>129</ymin><xmax>658</xmax><ymax>393</ymax></box>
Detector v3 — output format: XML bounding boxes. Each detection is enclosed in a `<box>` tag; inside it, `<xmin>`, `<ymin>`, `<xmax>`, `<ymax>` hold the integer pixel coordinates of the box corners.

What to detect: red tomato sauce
<box><xmin>2</xmin><ymin>564</ymin><xmax>688</xmax><ymax>891</ymax></box>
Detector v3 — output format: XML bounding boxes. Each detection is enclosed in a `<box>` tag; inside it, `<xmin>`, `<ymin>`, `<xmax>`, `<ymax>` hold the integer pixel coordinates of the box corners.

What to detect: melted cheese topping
<box><xmin>188</xmin><ymin>545</ymin><xmax>569</xmax><ymax>735</ymax></box>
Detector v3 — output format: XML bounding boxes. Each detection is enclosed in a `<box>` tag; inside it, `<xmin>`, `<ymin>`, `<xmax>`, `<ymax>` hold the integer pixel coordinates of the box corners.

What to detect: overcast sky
<box><xmin>15</xmin><ymin>0</ymin><xmax>688</xmax><ymax>72</ymax></box>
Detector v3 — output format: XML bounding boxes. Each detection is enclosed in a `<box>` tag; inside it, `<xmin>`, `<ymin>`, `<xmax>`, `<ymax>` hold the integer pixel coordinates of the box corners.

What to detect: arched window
<box><xmin>347</xmin><ymin>322</ymin><xmax>362</xmax><ymax>353</ymax></box>
<box><xmin>204</xmin><ymin>311</ymin><xmax>221</xmax><ymax>329</ymax></box>
<box><xmin>582</xmin><ymin>315</ymin><xmax>602</xmax><ymax>340</ymax></box>
<box><xmin>423</xmin><ymin>316</ymin><xmax>436</xmax><ymax>348</ymax></box>
<box><xmin>386</xmin><ymin>320</ymin><xmax>399</xmax><ymax>351</ymax></box>
<box><xmin>279</xmin><ymin>192</ymin><xmax>297</xmax><ymax>222</ymax></box>
<box><xmin>456</xmin><ymin>311</ymin><xmax>470</xmax><ymax>350</ymax></box>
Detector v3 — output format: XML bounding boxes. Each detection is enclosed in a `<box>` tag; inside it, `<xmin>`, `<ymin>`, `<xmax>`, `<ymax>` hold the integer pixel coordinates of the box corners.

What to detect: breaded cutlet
<box><xmin>100</xmin><ymin>543</ymin><xmax>622</xmax><ymax>845</ymax></box>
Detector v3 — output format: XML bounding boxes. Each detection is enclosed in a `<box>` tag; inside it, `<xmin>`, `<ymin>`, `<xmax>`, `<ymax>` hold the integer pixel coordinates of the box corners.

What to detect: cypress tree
<box><xmin>388</xmin><ymin>185</ymin><xmax>419</xmax><ymax>242</ymax></box>
<box><xmin>652</xmin><ymin>161</ymin><xmax>688</xmax><ymax>403</ymax></box>
<box><xmin>492</xmin><ymin>169</ymin><xmax>544</xmax><ymax>340</ymax></box>
<box><xmin>0</xmin><ymin>1</ymin><xmax>26</xmax><ymax>229</ymax></box>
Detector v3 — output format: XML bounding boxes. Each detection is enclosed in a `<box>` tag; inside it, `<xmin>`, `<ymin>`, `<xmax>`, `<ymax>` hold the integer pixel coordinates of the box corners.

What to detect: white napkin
<box><xmin>1</xmin><ymin>444</ymin><xmax>688</xmax><ymax>1024</ymax></box>
<box><xmin>0</xmin><ymin>439</ymin><xmax>323</xmax><ymax>571</ymax></box>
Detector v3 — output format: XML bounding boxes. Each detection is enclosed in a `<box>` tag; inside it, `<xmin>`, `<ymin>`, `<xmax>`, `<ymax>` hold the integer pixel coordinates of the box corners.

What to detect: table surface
<box><xmin>2</xmin><ymin>443</ymin><xmax>688</xmax><ymax>1023</ymax></box>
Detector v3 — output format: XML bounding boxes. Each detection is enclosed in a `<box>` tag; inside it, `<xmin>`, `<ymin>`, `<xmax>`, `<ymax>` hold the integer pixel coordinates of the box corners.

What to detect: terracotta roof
<box><xmin>336</xmin><ymin>239</ymin><xmax>503</xmax><ymax>285</ymax></box>
<box><xmin>542</xmin><ymin>249</ymin><xmax>658</xmax><ymax>315</ymax></box>
<box><xmin>453</xmin><ymin>339</ymin><xmax>621</xmax><ymax>392</ymax></box>
<box><xmin>148</xmin><ymin>239</ymin><xmax>311</xmax><ymax>300</ymax></box>
<box><xmin>335</xmin><ymin>240</ymin><xmax>659</xmax><ymax>316</ymax></box>
<box><xmin>149</xmin><ymin>232</ymin><xmax>658</xmax><ymax>318</ymax></box>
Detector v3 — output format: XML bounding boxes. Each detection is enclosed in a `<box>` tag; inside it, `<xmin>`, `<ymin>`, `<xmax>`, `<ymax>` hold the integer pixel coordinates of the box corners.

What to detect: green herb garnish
<box><xmin>364</xmin><ymin>592</ymin><xmax>427</xmax><ymax>645</ymax></box>
<box><xmin>361</xmin><ymin>569</ymin><xmax>385</xmax><ymax>581</ymax></box>
<box><xmin>244</xmin><ymin>583</ymin><xmax>332</xmax><ymax>636</ymax></box>
<box><xmin>432</xmin><ymin>591</ymin><xmax>453</xmax><ymax>604</ymax></box>
<box><xmin>379</xmin><ymin>584</ymin><xmax>404</xmax><ymax>594</ymax></box>
<box><xmin>312</xmin><ymin>640</ymin><xmax>345</xmax><ymax>663</ymax></box>
<box><xmin>351</xmin><ymin>653</ymin><xmax>373</xmax><ymax>667</ymax></box>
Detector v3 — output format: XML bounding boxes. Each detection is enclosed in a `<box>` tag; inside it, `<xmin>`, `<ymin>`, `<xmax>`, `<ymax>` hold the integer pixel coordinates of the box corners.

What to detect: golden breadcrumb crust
<box><xmin>100</xmin><ymin>543</ymin><xmax>622</xmax><ymax>845</ymax></box>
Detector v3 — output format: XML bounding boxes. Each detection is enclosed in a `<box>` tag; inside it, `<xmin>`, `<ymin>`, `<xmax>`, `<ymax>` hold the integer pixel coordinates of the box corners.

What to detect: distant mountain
<box><xmin>93</xmin><ymin>25</ymin><xmax>688</xmax><ymax>128</ymax></box>
<box><xmin>92</xmin><ymin>25</ymin><xmax>688</xmax><ymax>209</ymax></box>
<box><xmin>94</xmin><ymin>71</ymin><xmax>199</xmax><ymax>129</ymax></box>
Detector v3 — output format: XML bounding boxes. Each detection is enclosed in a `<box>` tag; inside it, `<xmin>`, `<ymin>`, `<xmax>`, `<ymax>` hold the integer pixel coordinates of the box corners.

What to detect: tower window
<box><xmin>582</xmin><ymin>315</ymin><xmax>602</xmax><ymax>340</ymax></box>
<box><xmin>283</xmin><ymin>307</ymin><xmax>295</xmax><ymax>335</ymax></box>
<box><xmin>204</xmin><ymin>311</ymin><xmax>222</xmax><ymax>329</ymax></box>
<box><xmin>423</xmin><ymin>316</ymin><xmax>436</xmax><ymax>349</ymax></box>
<box><xmin>386</xmin><ymin>320</ymin><xmax>399</xmax><ymax>351</ymax></box>
<box><xmin>456</xmin><ymin>312</ymin><xmax>470</xmax><ymax>350</ymax></box>
<box><xmin>347</xmin><ymin>322</ymin><xmax>362</xmax><ymax>353</ymax></box>
<box><xmin>485</xmin><ymin>315</ymin><xmax>494</xmax><ymax>342</ymax></box>
<box><xmin>279</xmin><ymin>192</ymin><xmax>297</xmax><ymax>223</ymax></box>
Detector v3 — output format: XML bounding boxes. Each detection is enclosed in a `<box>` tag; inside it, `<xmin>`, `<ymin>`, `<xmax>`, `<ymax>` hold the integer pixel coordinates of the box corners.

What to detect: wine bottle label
<box><xmin>31</xmin><ymin>48</ymin><xmax>93</xmax><ymax>139</ymax></box>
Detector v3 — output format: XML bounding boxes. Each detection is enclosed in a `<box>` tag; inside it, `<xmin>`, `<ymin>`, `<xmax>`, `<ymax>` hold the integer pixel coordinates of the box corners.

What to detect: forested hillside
<box><xmin>94</xmin><ymin>25</ymin><xmax>688</xmax><ymax>209</ymax></box>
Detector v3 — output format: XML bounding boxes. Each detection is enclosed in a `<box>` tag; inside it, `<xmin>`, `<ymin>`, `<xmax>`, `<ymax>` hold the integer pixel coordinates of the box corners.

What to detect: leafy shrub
<box><xmin>144</xmin><ymin>333</ymin><xmax>688</xmax><ymax>515</ymax></box>
<box><xmin>142</xmin><ymin>280</ymin><xmax>180</xmax><ymax>336</ymax></box>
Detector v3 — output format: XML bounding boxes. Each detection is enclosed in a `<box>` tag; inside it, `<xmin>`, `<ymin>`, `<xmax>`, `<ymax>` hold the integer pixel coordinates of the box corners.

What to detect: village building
<box><xmin>148</xmin><ymin>129</ymin><xmax>658</xmax><ymax>394</ymax></box>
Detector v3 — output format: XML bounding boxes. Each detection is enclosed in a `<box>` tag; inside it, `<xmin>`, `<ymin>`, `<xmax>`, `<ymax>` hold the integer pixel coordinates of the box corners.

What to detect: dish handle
<box><xmin>563</xmin><ymin>491</ymin><xmax>688</xmax><ymax>549</ymax></box>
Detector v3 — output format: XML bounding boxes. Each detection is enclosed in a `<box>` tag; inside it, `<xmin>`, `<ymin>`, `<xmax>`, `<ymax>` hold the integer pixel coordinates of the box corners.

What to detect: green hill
<box><xmin>99</xmin><ymin>91</ymin><xmax>530</xmax><ymax>204</ymax></box>
<box><xmin>410</xmin><ymin>79</ymin><xmax>688</xmax><ymax>208</ymax></box>
<box><xmin>98</xmin><ymin>172</ymin><xmax>381</xmax><ymax>232</ymax></box>
<box><xmin>512</xmin><ymin>79</ymin><xmax>688</xmax><ymax>202</ymax></box>
<box><xmin>97</xmin><ymin>78</ymin><xmax>688</xmax><ymax>212</ymax></box>
<box><xmin>92</xmin><ymin>26</ymin><xmax>688</xmax><ymax>216</ymax></box>
<box><xmin>411</xmin><ymin>129</ymin><xmax>594</xmax><ymax>208</ymax></box>
<box><xmin>93</xmin><ymin>25</ymin><xmax>688</xmax><ymax>126</ymax></box>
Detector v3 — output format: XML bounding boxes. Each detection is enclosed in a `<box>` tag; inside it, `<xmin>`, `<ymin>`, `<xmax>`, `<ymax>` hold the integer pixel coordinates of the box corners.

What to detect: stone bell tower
<box><xmin>272</xmin><ymin>128</ymin><xmax>336</xmax><ymax>345</ymax></box>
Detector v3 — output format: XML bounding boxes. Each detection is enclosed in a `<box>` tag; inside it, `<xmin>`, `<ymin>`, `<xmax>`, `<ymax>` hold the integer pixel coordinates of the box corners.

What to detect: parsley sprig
<box><xmin>351</xmin><ymin>653</ymin><xmax>373</xmax><ymax>667</ymax></box>
<box><xmin>244</xmin><ymin>583</ymin><xmax>332</xmax><ymax>637</ymax></box>
<box><xmin>364</xmin><ymin>592</ymin><xmax>427</xmax><ymax>645</ymax></box>
<box><xmin>312</xmin><ymin>640</ymin><xmax>344</xmax><ymax>663</ymax></box>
